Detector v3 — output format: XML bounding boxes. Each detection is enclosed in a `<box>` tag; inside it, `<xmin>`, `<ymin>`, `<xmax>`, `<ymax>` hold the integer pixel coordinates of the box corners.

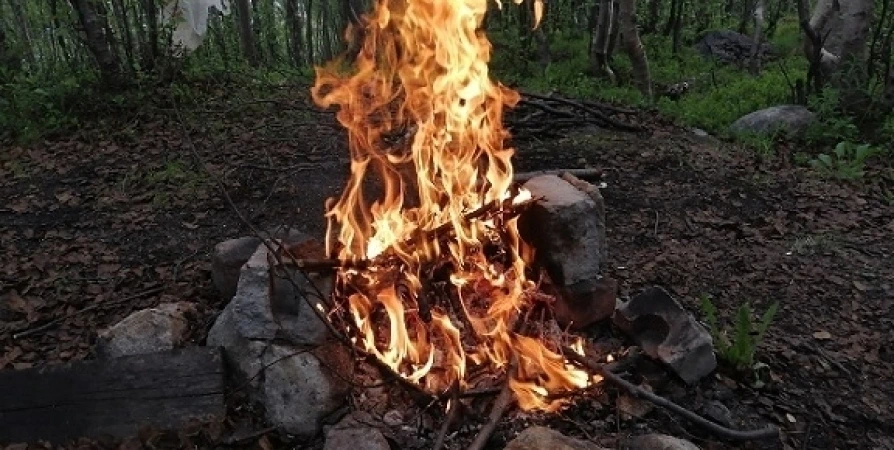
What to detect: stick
<box><xmin>13</xmin><ymin>286</ymin><xmax>164</xmax><ymax>340</ymax></box>
<box><xmin>561</xmin><ymin>347</ymin><xmax>780</xmax><ymax>442</ymax></box>
<box><xmin>466</xmin><ymin>378</ymin><xmax>515</xmax><ymax>450</ymax></box>
<box><xmin>514</xmin><ymin>168</ymin><xmax>602</xmax><ymax>183</ymax></box>
<box><xmin>433</xmin><ymin>380</ymin><xmax>462</xmax><ymax>450</ymax></box>
<box><xmin>281</xmin><ymin>257</ymin><xmax>371</xmax><ymax>271</ymax></box>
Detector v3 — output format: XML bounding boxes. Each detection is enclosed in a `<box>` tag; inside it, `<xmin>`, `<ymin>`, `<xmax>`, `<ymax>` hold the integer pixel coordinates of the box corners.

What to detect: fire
<box><xmin>311</xmin><ymin>0</ymin><xmax>591</xmax><ymax>410</ymax></box>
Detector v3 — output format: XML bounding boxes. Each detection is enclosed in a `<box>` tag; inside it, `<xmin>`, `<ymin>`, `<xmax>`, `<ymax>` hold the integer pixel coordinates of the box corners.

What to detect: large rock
<box><xmin>729</xmin><ymin>105</ymin><xmax>816</xmax><ymax>138</ymax></box>
<box><xmin>207</xmin><ymin>241</ymin><xmax>346</xmax><ymax>436</ymax></box>
<box><xmin>624</xmin><ymin>434</ymin><xmax>700</xmax><ymax>450</ymax></box>
<box><xmin>262</xmin><ymin>342</ymin><xmax>352</xmax><ymax>436</ymax></box>
<box><xmin>505</xmin><ymin>426</ymin><xmax>608</xmax><ymax>450</ymax></box>
<box><xmin>695</xmin><ymin>29</ymin><xmax>773</xmax><ymax>65</ymax></box>
<box><xmin>520</xmin><ymin>175</ymin><xmax>605</xmax><ymax>287</ymax></box>
<box><xmin>96</xmin><ymin>302</ymin><xmax>196</xmax><ymax>358</ymax></box>
<box><xmin>613</xmin><ymin>287</ymin><xmax>716</xmax><ymax>385</ymax></box>
<box><xmin>323</xmin><ymin>414</ymin><xmax>391</xmax><ymax>450</ymax></box>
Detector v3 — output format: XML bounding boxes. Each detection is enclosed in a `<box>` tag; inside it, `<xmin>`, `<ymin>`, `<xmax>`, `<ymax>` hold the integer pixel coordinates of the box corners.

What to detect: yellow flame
<box><xmin>312</xmin><ymin>0</ymin><xmax>586</xmax><ymax>411</ymax></box>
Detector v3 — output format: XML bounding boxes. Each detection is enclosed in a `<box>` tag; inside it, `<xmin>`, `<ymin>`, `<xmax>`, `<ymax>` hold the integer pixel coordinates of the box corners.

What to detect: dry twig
<box><xmin>562</xmin><ymin>347</ymin><xmax>780</xmax><ymax>442</ymax></box>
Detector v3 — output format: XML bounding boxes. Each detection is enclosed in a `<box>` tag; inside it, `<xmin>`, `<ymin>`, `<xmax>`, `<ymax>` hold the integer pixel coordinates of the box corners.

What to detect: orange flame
<box><xmin>312</xmin><ymin>0</ymin><xmax>589</xmax><ymax>410</ymax></box>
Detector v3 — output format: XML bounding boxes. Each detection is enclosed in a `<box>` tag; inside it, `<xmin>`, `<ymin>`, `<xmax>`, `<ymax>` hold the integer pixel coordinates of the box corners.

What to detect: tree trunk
<box><xmin>304</xmin><ymin>0</ymin><xmax>315</xmax><ymax>64</ymax></box>
<box><xmin>110</xmin><ymin>0</ymin><xmax>135</xmax><ymax>72</ymax></box>
<box><xmin>867</xmin><ymin>0</ymin><xmax>891</xmax><ymax>80</ymax></box>
<box><xmin>341</xmin><ymin>0</ymin><xmax>364</xmax><ymax>61</ymax></box>
<box><xmin>589</xmin><ymin>0</ymin><xmax>615</xmax><ymax>81</ymax></box>
<box><xmin>749</xmin><ymin>0</ymin><xmax>765</xmax><ymax>75</ymax></box>
<box><xmin>533</xmin><ymin>0</ymin><xmax>551</xmax><ymax>67</ymax></box>
<box><xmin>141</xmin><ymin>0</ymin><xmax>159</xmax><ymax>69</ymax></box>
<box><xmin>671</xmin><ymin>0</ymin><xmax>684</xmax><ymax>54</ymax></box>
<box><xmin>643</xmin><ymin>0</ymin><xmax>660</xmax><ymax>33</ymax></box>
<box><xmin>68</xmin><ymin>0</ymin><xmax>122</xmax><ymax>82</ymax></box>
<box><xmin>7</xmin><ymin>0</ymin><xmax>35</xmax><ymax>66</ymax></box>
<box><xmin>233</xmin><ymin>0</ymin><xmax>259</xmax><ymax>66</ymax></box>
<box><xmin>662</xmin><ymin>0</ymin><xmax>677</xmax><ymax>35</ymax></box>
<box><xmin>618</xmin><ymin>0</ymin><xmax>653</xmax><ymax>101</ymax></box>
<box><xmin>250</xmin><ymin>0</ymin><xmax>265</xmax><ymax>64</ymax></box>
<box><xmin>833</xmin><ymin>0</ymin><xmax>872</xmax><ymax>111</ymax></box>
<box><xmin>285</xmin><ymin>0</ymin><xmax>304</xmax><ymax>65</ymax></box>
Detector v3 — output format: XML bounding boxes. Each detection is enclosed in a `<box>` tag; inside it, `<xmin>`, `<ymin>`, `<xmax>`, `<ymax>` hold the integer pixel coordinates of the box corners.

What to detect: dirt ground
<box><xmin>1</xmin><ymin>82</ymin><xmax>892</xmax><ymax>449</ymax></box>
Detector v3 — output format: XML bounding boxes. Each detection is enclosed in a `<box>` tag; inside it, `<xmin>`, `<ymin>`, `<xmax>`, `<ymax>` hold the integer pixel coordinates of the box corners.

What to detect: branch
<box><xmin>562</xmin><ymin>347</ymin><xmax>780</xmax><ymax>442</ymax></box>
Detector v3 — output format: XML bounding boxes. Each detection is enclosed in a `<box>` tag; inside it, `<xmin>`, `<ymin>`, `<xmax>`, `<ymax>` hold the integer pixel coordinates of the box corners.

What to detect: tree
<box><xmin>617</xmin><ymin>0</ymin><xmax>652</xmax><ymax>100</ymax></box>
<box><xmin>68</xmin><ymin>0</ymin><xmax>122</xmax><ymax>82</ymax></box>
<box><xmin>589</xmin><ymin>0</ymin><xmax>616</xmax><ymax>81</ymax></box>
<box><xmin>233</xmin><ymin>0</ymin><xmax>259</xmax><ymax>66</ymax></box>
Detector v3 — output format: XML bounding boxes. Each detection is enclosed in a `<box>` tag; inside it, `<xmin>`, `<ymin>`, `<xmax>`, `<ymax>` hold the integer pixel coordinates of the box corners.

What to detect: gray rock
<box><xmin>505</xmin><ymin>426</ymin><xmax>608</xmax><ymax>450</ymax></box>
<box><xmin>97</xmin><ymin>302</ymin><xmax>195</xmax><ymax>358</ymax></box>
<box><xmin>695</xmin><ymin>29</ymin><xmax>773</xmax><ymax>65</ymax></box>
<box><xmin>702</xmin><ymin>400</ymin><xmax>733</xmax><ymax>427</ymax></box>
<box><xmin>207</xmin><ymin>241</ymin><xmax>344</xmax><ymax>436</ymax></box>
<box><xmin>624</xmin><ymin>434</ymin><xmax>700</xmax><ymax>450</ymax></box>
<box><xmin>613</xmin><ymin>287</ymin><xmax>717</xmax><ymax>385</ymax></box>
<box><xmin>324</xmin><ymin>414</ymin><xmax>390</xmax><ymax>450</ymax></box>
<box><xmin>520</xmin><ymin>175</ymin><xmax>605</xmax><ymax>286</ymax></box>
<box><xmin>211</xmin><ymin>236</ymin><xmax>261</xmax><ymax>302</ymax></box>
<box><xmin>553</xmin><ymin>276</ymin><xmax>617</xmax><ymax>330</ymax></box>
<box><xmin>729</xmin><ymin>105</ymin><xmax>816</xmax><ymax>138</ymax></box>
<box><xmin>263</xmin><ymin>342</ymin><xmax>352</xmax><ymax>437</ymax></box>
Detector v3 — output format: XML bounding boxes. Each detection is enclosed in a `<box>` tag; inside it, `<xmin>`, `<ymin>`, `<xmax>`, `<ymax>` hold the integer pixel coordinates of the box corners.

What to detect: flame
<box><xmin>312</xmin><ymin>0</ymin><xmax>588</xmax><ymax>411</ymax></box>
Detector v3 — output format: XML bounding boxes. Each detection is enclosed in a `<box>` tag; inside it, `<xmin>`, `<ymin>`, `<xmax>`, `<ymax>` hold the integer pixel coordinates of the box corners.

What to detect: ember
<box><xmin>310</xmin><ymin>0</ymin><xmax>595</xmax><ymax>411</ymax></box>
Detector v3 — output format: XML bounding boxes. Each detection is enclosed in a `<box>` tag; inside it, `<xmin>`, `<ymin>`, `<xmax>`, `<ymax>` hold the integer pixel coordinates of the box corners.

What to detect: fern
<box><xmin>698</xmin><ymin>295</ymin><xmax>779</xmax><ymax>372</ymax></box>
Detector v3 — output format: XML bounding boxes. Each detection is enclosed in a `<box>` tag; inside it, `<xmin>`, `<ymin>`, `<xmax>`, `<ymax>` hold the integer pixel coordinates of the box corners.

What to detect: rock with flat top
<box><xmin>96</xmin><ymin>302</ymin><xmax>196</xmax><ymax>358</ymax></box>
<box><xmin>613</xmin><ymin>287</ymin><xmax>716</xmax><ymax>385</ymax></box>
<box><xmin>505</xmin><ymin>426</ymin><xmax>608</xmax><ymax>450</ymax></box>
<box><xmin>520</xmin><ymin>175</ymin><xmax>605</xmax><ymax>287</ymax></box>
<box><xmin>623</xmin><ymin>434</ymin><xmax>700</xmax><ymax>450</ymax></box>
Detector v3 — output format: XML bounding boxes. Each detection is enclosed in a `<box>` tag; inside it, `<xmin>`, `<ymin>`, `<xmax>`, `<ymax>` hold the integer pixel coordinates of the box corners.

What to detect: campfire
<box><xmin>308</xmin><ymin>0</ymin><xmax>597</xmax><ymax>412</ymax></box>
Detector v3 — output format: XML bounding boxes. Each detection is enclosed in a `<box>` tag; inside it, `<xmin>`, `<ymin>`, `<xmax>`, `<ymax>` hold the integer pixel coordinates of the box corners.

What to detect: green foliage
<box><xmin>0</xmin><ymin>72</ymin><xmax>92</xmax><ymax>143</ymax></box>
<box><xmin>804</xmin><ymin>88</ymin><xmax>860</xmax><ymax>146</ymax></box>
<box><xmin>699</xmin><ymin>294</ymin><xmax>779</xmax><ymax>372</ymax></box>
<box><xmin>810</xmin><ymin>141</ymin><xmax>881</xmax><ymax>180</ymax></box>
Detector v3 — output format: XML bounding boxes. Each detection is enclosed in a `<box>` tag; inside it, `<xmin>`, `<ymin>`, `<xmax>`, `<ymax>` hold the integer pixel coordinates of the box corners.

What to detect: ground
<box><xmin>1</xmin><ymin>81</ymin><xmax>892</xmax><ymax>449</ymax></box>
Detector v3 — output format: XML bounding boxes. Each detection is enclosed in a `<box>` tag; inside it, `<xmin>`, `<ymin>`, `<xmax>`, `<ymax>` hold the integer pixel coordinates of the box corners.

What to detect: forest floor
<box><xmin>1</xmin><ymin>81</ymin><xmax>893</xmax><ymax>449</ymax></box>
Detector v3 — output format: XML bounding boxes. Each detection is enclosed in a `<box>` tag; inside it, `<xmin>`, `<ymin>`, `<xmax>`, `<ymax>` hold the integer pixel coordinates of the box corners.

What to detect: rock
<box><xmin>207</xmin><ymin>242</ymin><xmax>345</xmax><ymax>436</ymax></box>
<box><xmin>624</xmin><ymin>434</ymin><xmax>700</xmax><ymax>450</ymax></box>
<box><xmin>505</xmin><ymin>426</ymin><xmax>608</xmax><ymax>450</ymax></box>
<box><xmin>211</xmin><ymin>236</ymin><xmax>262</xmax><ymax>302</ymax></box>
<box><xmin>553</xmin><ymin>276</ymin><xmax>617</xmax><ymax>330</ymax></box>
<box><xmin>613</xmin><ymin>287</ymin><xmax>717</xmax><ymax>384</ymax></box>
<box><xmin>262</xmin><ymin>342</ymin><xmax>352</xmax><ymax>436</ymax></box>
<box><xmin>96</xmin><ymin>302</ymin><xmax>196</xmax><ymax>358</ymax></box>
<box><xmin>324</xmin><ymin>425</ymin><xmax>390</xmax><ymax>450</ymax></box>
<box><xmin>729</xmin><ymin>105</ymin><xmax>816</xmax><ymax>138</ymax></box>
<box><xmin>695</xmin><ymin>29</ymin><xmax>773</xmax><ymax>65</ymax></box>
<box><xmin>520</xmin><ymin>175</ymin><xmax>605</xmax><ymax>287</ymax></box>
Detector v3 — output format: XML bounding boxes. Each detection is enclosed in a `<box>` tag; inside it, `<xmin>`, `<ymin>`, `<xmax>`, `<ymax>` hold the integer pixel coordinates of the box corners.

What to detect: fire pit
<box><xmin>205</xmin><ymin>0</ymin><xmax>780</xmax><ymax>447</ymax></box>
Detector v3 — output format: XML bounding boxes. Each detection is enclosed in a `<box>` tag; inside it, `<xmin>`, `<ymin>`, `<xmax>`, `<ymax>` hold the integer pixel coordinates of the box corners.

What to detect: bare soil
<box><xmin>1</xmin><ymin>81</ymin><xmax>892</xmax><ymax>449</ymax></box>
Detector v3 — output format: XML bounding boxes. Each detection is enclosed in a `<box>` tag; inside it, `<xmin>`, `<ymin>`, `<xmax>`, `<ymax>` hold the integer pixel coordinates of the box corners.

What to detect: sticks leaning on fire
<box><xmin>562</xmin><ymin>347</ymin><xmax>781</xmax><ymax>442</ymax></box>
<box><xmin>281</xmin><ymin>194</ymin><xmax>538</xmax><ymax>272</ymax></box>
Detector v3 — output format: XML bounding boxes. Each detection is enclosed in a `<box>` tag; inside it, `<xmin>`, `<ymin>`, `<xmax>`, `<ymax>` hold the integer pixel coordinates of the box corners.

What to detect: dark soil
<box><xmin>1</xmin><ymin>81</ymin><xmax>892</xmax><ymax>449</ymax></box>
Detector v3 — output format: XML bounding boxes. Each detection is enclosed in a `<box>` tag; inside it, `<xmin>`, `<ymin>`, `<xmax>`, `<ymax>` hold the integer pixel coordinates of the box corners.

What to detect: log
<box><xmin>514</xmin><ymin>168</ymin><xmax>602</xmax><ymax>183</ymax></box>
<box><xmin>0</xmin><ymin>347</ymin><xmax>226</xmax><ymax>444</ymax></box>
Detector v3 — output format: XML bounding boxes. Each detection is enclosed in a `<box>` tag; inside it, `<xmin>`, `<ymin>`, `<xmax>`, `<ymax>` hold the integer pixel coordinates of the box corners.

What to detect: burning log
<box><xmin>562</xmin><ymin>347</ymin><xmax>781</xmax><ymax>442</ymax></box>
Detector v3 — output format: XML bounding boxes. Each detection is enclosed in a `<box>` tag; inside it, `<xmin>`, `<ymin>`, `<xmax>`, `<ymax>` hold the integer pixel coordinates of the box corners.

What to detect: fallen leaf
<box><xmin>813</xmin><ymin>331</ymin><xmax>832</xmax><ymax>340</ymax></box>
<box><xmin>786</xmin><ymin>413</ymin><xmax>797</xmax><ymax>423</ymax></box>
<box><xmin>853</xmin><ymin>280</ymin><xmax>869</xmax><ymax>292</ymax></box>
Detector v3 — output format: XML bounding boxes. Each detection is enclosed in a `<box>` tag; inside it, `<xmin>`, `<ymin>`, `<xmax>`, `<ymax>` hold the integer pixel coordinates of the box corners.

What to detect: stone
<box><xmin>695</xmin><ymin>29</ymin><xmax>773</xmax><ymax>65</ymax></box>
<box><xmin>505</xmin><ymin>426</ymin><xmax>608</xmax><ymax>450</ymax></box>
<box><xmin>211</xmin><ymin>228</ymin><xmax>314</xmax><ymax>302</ymax></box>
<box><xmin>520</xmin><ymin>175</ymin><xmax>605</xmax><ymax>287</ymax></box>
<box><xmin>702</xmin><ymin>400</ymin><xmax>733</xmax><ymax>427</ymax></box>
<box><xmin>553</xmin><ymin>276</ymin><xmax>617</xmax><ymax>330</ymax></box>
<box><xmin>207</xmin><ymin>241</ymin><xmax>345</xmax><ymax>436</ymax></box>
<box><xmin>623</xmin><ymin>434</ymin><xmax>700</xmax><ymax>450</ymax></box>
<box><xmin>96</xmin><ymin>302</ymin><xmax>196</xmax><ymax>358</ymax></box>
<box><xmin>262</xmin><ymin>342</ymin><xmax>352</xmax><ymax>437</ymax></box>
<box><xmin>324</xmin><ymin>414</ymin><xmax>391</xmax><ymax>450</ymax></box>
<box><xmin>211</xmin><ymin>236</ymin><xmax>262</xmax><ymax>302</ymax></box>
<box><xmin>729</xmin><ymin>105</ymin><xmax>816</xmax><ymax>138</ymax></box>
<box><xmin>613</xmin><ymin>287</ymin><xmax>717</xmax><ymax>385</ymax></box>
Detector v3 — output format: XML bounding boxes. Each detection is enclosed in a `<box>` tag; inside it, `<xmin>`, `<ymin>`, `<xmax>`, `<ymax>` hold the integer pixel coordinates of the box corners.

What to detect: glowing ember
<box><xmin>311</xmin><ymin>0</ymin><xmax>593</xmax><ymax>411</ymax></box>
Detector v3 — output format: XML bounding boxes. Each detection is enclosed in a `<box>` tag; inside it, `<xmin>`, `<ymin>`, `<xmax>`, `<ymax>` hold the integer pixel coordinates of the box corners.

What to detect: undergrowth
<box><xmin>699</xmin><ymin>294</ymin><xmax>779</xmax><ymax>377</ymax></box>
